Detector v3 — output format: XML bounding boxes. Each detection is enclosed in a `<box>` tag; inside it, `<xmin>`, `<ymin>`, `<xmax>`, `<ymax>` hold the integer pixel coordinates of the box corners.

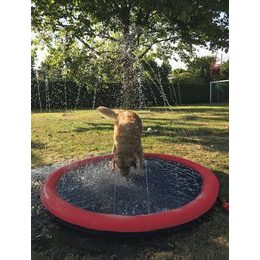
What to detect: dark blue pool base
<box><xmin>56</xmin><ymin>158</ymin><xmax>202</xmax><ymax>216</ymax></box>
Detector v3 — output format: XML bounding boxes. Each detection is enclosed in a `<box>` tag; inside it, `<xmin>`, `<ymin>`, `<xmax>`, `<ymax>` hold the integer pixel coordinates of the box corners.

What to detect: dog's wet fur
<box><xmin>97</xmin><ymin>106</ymin><xmax>144</xmax><ymax>177</ymax></box>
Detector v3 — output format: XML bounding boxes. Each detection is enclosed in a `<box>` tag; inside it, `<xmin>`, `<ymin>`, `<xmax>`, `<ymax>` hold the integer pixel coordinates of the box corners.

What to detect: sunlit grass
<box><xmin>32</xmin><ymin>105</ymin><xmax>228</xmax><ymax>174</ymax></box>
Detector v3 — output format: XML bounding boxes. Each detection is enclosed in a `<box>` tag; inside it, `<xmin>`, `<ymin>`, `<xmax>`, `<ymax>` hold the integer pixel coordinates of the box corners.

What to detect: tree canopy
<box><xmin>32</xmin><ymin>0</ymin><xmax>229</xmax><ymax>108</ymax></box>
<box><xmin>172</xmin><ymin>56</ymin><xmax>229</xmax><ymax>83</ymax></box>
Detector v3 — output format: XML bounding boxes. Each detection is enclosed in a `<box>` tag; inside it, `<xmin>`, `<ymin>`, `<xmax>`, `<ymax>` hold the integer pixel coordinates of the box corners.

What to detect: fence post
<box><xmin>209</xmin><ymin>82</ymin><xmax>212</xmax><ymax>104</ymax></box>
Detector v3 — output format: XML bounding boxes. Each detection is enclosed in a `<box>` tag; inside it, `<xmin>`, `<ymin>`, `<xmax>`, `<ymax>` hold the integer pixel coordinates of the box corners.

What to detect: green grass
<box><xmin>31</xmin><ymin>104</ymin><xmax>229</xmax><ymax>259</ymax></box>
<box><xmin>32</xmin><ymin>105</ymin><xmax>228</xmax><ymax>172</ymax></box>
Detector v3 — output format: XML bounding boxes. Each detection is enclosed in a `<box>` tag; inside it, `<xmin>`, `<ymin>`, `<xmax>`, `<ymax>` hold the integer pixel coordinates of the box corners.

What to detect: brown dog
<box><xmin>97</xmin><ymin>106</ymin><xmax>144</xmax><ymax>176</ymax></box>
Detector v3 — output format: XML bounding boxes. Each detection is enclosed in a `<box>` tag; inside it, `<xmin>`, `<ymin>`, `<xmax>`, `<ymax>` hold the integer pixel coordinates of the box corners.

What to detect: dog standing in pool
<box><xmin>97</xmin><ymin>106</ymin><xmax>144</xmax><ymax>177</ymax></box>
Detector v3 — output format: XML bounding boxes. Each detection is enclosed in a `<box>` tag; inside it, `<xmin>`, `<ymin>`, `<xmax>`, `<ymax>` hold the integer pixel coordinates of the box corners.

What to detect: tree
<box><xmin>37</xmin><ymin>37</ymin><xmax>126</xmax><ymax>91</ymax></box>
<box><xmin>220</xmin><ymin>60</ymin><xmax>229</xmax><ymax>79</ymax></box>
<box><xmin>186</xmin><ymin>55</ymin><xmax>218</xmax><ymax>82</ymax></box>
<box><xmin>32</xmin><ymin>0</ymin><xmax>228</xmax><ymax>108</ymax></box>
<box><xmin>172</xmin><ymin>56</ymin><xmax>229</xmax><ymax>83</ymax></box>
<box><xmin>172</xmin><ymin>69</ymin><xmax>195</xmax><ymax>83</ymax></box>
<box><xmin>38</xmin><ymin>41</ymin><xmax>96</xmax><ymax>90</ymax></box>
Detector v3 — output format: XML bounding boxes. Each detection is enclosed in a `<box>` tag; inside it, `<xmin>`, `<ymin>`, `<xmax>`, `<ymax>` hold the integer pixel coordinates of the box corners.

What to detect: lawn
<box><xmin>31</xmin><ymin>104</ymin><xmax>229</xmax><ymax>259</ymax></box>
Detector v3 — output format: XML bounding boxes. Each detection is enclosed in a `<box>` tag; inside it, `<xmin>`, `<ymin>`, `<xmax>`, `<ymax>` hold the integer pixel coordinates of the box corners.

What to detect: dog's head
<box><xmin>112</xmin><ymin>154</ymin><xmax>137</xmax><ymax>176</ymax></box>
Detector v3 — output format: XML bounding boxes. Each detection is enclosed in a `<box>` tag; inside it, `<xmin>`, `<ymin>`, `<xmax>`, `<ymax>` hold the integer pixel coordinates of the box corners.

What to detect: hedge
<box><xmin>31</xmin><ymin>79</ymin><xmax>221</xmax><ymax>111</ymax></box>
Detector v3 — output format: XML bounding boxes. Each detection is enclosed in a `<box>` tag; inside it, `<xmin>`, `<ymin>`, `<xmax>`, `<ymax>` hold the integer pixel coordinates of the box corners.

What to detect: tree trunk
<box><xmin>122</xmin><ymin>57</ymin><xmax>138</xmax><ymax>109</ymax></box>
<box><xmin>121</xmin><ymin>31</ymin><xmax>139</xmax><ymax>109</ymax></box>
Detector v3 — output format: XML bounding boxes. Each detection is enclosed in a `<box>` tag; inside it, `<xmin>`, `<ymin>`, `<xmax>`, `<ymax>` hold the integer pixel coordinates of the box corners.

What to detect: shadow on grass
<box><xmin>142</xmin><ymin>114</ymin><xmax>228</xmax><ymax>123</ymax></box>
<box><xmin>213</xmin><ymin>170</ymin><xmax>229</xmax><ymax>199</ymax></box>
<box><xmin>198</xmin><ymin>116</ymin><xmax>229</xmax><ymax>122</ymax></box>
<box><xmin>31</xmin><ymin>152</ymin><xmax>45</xmax><ymax>167</ymax></box>
<box><xmin>31</xmin><ymin>141</ymin><xmax>46</xmax><ymax>149</ymax></box>
<box><xmin>74</xmin><ymin>122</ymin><xmax>113</xmax><ymax>132</ymax></box>
<box><xmin>148</xmin><ymin>106</ymin><xmax>228</xmax><ymax>114</ymax></box>
<box><xmin>142</xmin><ymin>120</ymin><xmax>228</xmax><ymax>130</ymax></box>
<box><xmin>32</xmin><ymin>207</ymin><xmax>228</xmax><ymax>260</ymax></box>
<box><xmin>31</xmin><ymin>141</ymin><xmax>46</xmax><ymax>167</ymax></box>
<box><xmin>142</xmin><ymin>125</ymin><xmax>228</xmax><ymax>152</ymax></box>
<box><xmin>181</xmin><ymin>115</ymin><xmax>200</xmax><ymax>121</ymax></box>
<box><xmin>142</xmin><ymin>115</ymin><xmax>229</xmax><ymax>134</ymax></box>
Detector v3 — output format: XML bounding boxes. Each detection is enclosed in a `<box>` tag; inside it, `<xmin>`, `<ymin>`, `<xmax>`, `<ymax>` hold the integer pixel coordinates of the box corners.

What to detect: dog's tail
<box><xmin>97</xmin><ymin>106</ymin><xmax>117</xmax><ymax>119</ymax></box>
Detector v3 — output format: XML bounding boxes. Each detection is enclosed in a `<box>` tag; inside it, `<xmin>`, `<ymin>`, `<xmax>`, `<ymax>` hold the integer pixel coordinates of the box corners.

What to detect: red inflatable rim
<box><xmin>41</xmin><ymin>153</ymin><xmax>219</xmax><ymax>233</ymax></box>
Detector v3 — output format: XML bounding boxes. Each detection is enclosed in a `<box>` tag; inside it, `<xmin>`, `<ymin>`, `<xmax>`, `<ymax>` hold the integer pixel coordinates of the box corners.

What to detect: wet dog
<box><xmin>97</xmin><ymin>106</ymin><xmax>144</xmax><ymax>177</ymax></box>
